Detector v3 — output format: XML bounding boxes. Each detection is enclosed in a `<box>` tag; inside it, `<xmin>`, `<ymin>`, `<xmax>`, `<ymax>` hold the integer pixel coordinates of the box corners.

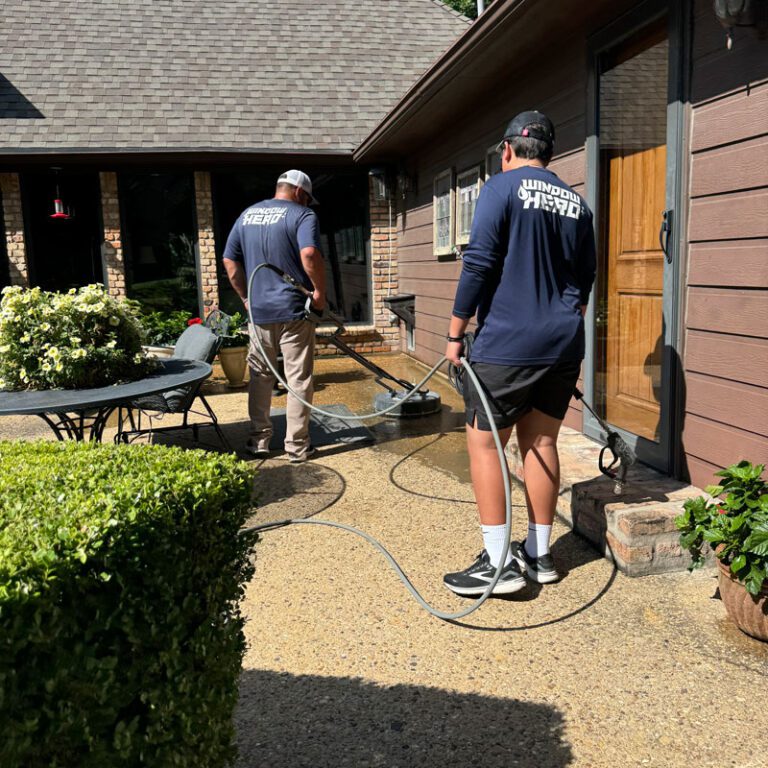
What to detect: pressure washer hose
<box><xmin>240</xmin><ymin>263</ymin><xmax>512</xmax><ymax>620</ymax></box>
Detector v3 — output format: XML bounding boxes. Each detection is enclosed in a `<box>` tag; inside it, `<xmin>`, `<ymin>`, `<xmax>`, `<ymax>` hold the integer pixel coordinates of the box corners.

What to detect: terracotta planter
<box><xmin>717</xmin><ymin>558</ymin><xmax>768</xmax><ymax>642</ymax></box>
<box><xmin>218</xmin><ymin>346</ymin><xmax>249</xmax><ymax>388</ymax></box>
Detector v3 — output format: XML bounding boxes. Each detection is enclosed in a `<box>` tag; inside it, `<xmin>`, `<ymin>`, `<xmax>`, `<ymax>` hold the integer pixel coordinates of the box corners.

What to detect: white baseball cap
<box><xmin>277</xmin><ymin>169</ymin><xmax>318</xmax><ymax>205</ymax></box>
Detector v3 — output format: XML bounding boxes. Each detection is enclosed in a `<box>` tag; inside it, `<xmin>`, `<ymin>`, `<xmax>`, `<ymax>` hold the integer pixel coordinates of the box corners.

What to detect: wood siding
<box><xmin>396</xmin><ymin>35</ymin><xmax>590</xmax><ymax>430</ymax></box>
<box><xmin>393</xmin><ymin>0</ymin><xmax>767</xmax><ymax>488</ymax></box>
<box><xmin>683</xmin><ymin>0</ymin><xmax>768</xmax><ymax>489</ymax></box>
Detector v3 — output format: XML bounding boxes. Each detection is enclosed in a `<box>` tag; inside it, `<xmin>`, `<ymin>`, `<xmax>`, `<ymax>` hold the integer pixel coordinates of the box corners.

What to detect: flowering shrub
<box><xmin>0</xmin><ymin>284</ymin><xmax>156</xmax><ymax>391</ymax></box>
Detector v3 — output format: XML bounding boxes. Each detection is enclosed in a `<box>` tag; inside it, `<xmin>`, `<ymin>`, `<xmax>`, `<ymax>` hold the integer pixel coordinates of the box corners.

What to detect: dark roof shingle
<box><xmin>0</xmin><ymin>0</ymin><xmax>469</xmax><ymax>154</ymax></box>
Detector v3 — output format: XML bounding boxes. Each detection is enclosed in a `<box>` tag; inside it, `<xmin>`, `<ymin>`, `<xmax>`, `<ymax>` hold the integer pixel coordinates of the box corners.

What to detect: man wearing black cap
<box><xmin>443</xmin><ymin>111</ymin><xmax>596</xmax><ymax>596</ymax></box>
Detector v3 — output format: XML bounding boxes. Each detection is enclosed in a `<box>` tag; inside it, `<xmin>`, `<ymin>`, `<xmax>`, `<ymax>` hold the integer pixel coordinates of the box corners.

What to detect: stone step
<box><xmin>506</xmin><ymin>427</ymin><xmax>709</xmax><ymax>577</ymax></box>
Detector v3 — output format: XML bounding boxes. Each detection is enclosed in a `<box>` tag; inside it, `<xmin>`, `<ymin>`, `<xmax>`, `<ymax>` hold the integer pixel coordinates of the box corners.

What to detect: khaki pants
<box><xmin>247</xmin><ymin>319</ymin><xmax>315</xmax><ymax>458</ymax></box>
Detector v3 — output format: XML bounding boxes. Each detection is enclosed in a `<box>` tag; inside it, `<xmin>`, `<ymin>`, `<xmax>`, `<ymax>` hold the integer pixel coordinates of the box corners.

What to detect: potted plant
<box><xmin>140</xmin><ymin>309</ymin><xmax>195</xmax><ymax>358</ymax></box>
<box><xmin>676</xmin><ymin>460</ymin><xmax>768</xmax><ymax>642</ymax></box>
<box><xmin>217</xmin><ymin>311</ymin><xmax>250</xmax><ymax>388</ymax></box>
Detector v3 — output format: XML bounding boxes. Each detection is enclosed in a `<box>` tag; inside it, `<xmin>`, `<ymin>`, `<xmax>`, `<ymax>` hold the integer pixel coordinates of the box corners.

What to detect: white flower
<box><xmin>40</xmin><ymin>322</ymin><xmax>51</xmax><ymax>332</ymax></box>
<box><xmin>47</xmin><ymin>347</ymin><xmax>61</xmax><ymax>359</ymax></box>
<box><xmin>105</xmin><ymin>340</ymin><xmax>117</xmax><ymax>349</ymax></box>
<box><xmin>108</xmin><ymin>316</ymin><xmax>120</xmax><ymax>327</ymax></box>
<box><xmin>0</xmin><ymin>344</ymin><xmax>9</xmax><ymax>353</ymax></box>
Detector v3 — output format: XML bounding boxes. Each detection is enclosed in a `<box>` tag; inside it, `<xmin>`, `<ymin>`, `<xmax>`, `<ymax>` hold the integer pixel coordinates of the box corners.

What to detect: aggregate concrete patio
<box><xmin>1</xmin><ymin>353</ymin><xmax>765</xmax><ymax>767</ymax></box>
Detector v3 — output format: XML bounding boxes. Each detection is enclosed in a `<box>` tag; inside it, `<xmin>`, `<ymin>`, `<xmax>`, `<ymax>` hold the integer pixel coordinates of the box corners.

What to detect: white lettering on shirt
<box><xmin>518</xmin><ymin>180</ymin><xmax>584</xmax><ymax>220</ymax></box>
<box><xmin>242</xmin><ymin>207</ymin><xmax>288</xmax><ymax>226</ymax></box>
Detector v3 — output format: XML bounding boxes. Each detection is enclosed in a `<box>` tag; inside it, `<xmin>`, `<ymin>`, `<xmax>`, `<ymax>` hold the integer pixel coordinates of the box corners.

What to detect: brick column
<box><xmin>99</xmin><ymin>172</ymin><xmax>126</xmax><ymax>298</ymax></box>
<box><xmin>0</xmin><ymin>173</ymin><xmax>29</xmax><ymax>286</ymax></box>
<box><xmin>367</xmin><ymin>177</ymin><xmax>400</xmax><ymax>353</ymax></box>
<box><xmin>194</xmin><ymin>171</ymin><xmax>218</xmax><ymax>315</ymax></box>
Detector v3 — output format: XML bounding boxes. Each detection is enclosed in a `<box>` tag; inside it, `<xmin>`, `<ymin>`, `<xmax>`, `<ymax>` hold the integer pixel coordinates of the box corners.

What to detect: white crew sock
<box><xmin>481</xmin><ymin>524</ymin><xmax>512</xmax><ymax>567</ymax></box>
<box><xmin>525</xmin><ymin>522</ymin><xmax>552</xmax><ymax>558</ymax></box>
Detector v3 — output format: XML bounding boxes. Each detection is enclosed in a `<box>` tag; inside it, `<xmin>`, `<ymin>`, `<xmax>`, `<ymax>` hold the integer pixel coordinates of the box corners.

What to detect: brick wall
<box><xmin>98</xmin><ymin>172</ymin><xmax>126</xmax><ymax>298</ymax></box>
<box><xmin>364</xmin><ymin>176</ymin><xmax>400</xmax><ymax>352</ymax></box>
<box><xmin>194</xmin><ymin>171</ymin><xmax>219</xmax><ymax>314</ymax></box>
<box><xmin>0</xmin><ymin>173</ymin><xmax>29</xmax><ymax>286</ymax></box>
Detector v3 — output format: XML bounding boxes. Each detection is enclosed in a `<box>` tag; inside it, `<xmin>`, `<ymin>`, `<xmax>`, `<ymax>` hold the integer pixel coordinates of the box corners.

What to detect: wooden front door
<box><xmin>597</xmin><ymin>24</ymin><xmax>668</xmax><ymax>443</ymax></box>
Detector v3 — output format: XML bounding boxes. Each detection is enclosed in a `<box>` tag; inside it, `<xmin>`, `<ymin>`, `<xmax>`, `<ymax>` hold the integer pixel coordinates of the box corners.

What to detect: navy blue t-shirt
<box><xmin>453</xmin><ymin>166</ymin><xmax>596</xmax><ymax>365</ymax></box>
<box><xmin>222</xmin><ymin>199</ymin><xmax>321</xmax><ymax>324</ymax></box>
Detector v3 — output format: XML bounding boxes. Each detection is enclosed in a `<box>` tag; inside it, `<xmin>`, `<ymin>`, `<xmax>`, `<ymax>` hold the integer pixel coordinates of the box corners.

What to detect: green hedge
<box><xmin>0</xmin><ymin>441</ymin><xmax>257</xmax><ymax>768</ymax></box>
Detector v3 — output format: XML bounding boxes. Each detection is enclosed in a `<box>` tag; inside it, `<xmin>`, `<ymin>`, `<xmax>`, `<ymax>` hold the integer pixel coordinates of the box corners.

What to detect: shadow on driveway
<box><xmin>235</xmin><ymin>670</ymin><xmax>572</xmax><ymax>767</ymax></box>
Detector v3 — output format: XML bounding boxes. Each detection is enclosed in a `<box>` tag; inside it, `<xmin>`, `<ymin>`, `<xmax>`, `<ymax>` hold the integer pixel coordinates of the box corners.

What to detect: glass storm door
<box><xmin>591</xmin><ymin>17</ymin><xmax>676</xmax><ymax>471</ymax></box>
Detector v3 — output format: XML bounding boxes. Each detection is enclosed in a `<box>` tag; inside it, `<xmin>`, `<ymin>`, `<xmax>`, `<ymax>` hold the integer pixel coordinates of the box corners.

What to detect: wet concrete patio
<box><xmin>1</xmin><ymin>353</ymin><xmax>766</xmax><ymax>767</ymax></box>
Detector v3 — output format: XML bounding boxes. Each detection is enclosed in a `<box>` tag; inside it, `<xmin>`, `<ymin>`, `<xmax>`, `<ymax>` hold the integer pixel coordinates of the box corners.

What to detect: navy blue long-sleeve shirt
<box><xmin>452</xmin><ymin>166</ymin><xmax>596</xmax><ymax>365</ymax></box>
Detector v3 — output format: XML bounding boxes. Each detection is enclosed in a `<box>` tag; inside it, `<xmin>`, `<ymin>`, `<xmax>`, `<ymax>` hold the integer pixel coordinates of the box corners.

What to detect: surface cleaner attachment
<box><xmin>264</xmin><ymin>264</ymin><xmax>442</xmax><ymax>419</ymax></box>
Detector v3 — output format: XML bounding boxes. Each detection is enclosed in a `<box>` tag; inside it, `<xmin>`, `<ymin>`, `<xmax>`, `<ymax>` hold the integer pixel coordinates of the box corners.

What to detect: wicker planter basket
<box><xmin>717</xmin><ymin>559</ymin><xmax>768</xmax><ymax>642</ymax></box>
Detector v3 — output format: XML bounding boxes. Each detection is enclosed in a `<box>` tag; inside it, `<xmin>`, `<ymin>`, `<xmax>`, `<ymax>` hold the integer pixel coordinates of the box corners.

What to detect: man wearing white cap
<box><xmin>223</xmin><ymin>169</ymin><xmax>326</xmax><ymax>462</ymax></box>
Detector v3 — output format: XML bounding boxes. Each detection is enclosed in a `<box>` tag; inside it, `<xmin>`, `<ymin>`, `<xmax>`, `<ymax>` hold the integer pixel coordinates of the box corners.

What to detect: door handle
<box><xmin>659</xmin><ymin>209</ymin><xmax>673</xmax><ymax>264</ymax></box>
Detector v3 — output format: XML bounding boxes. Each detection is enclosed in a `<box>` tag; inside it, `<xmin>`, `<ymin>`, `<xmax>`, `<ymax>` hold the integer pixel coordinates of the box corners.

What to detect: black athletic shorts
<box><xmin>463</xmin><ymin>359</ymin><xmax>581</xmax><ymax>430</ymax></box>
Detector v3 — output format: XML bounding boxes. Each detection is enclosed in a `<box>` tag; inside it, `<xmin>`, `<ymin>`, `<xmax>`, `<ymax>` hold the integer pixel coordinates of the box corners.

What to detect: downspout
<box><xmin>477</xmin><ymin>0</ymin><xmax>485</xmax><ymax>14</ymax></box>
<box><xmin>388</xmin><ymin>196</ymin><xmax>393</xmax><ymax>297</ymax></box>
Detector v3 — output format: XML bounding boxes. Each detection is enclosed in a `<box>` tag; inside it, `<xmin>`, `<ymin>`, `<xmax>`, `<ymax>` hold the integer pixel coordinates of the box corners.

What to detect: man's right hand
<box><xmin>445</xmin><ymin>340</ymin><xmax>464</xmax><ymax>367</ymax></box>
<box><xmin>312</xmin><ymin>290</ymin><xmax>326</xmax><ymax>311</ymax></box>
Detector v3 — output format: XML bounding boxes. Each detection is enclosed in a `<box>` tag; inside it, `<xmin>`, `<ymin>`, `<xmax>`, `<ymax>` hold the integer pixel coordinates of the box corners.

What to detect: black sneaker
<box><xmin>511</xmin><ymin>541</ymin><xmax>560</xmax><ymax>584</ymax></box>
<box><xmin>443</xmin><ymin>550</ymin><xmax>527</xmax><ymax>596</ymax></box>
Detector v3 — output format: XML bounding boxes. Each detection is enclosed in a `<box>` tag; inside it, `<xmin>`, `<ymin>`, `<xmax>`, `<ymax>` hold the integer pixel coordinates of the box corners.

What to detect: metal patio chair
<box><xmin>116</xmin><ymin>323</ymin><xmax>232</xmax><ymax>451</ymax></box>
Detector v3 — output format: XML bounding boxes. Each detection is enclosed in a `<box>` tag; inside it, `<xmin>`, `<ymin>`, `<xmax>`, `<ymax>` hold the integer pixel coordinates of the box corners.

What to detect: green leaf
<box><xmin>744</xmin><ymin>529</ymin><xmax>768</xmax><ymax>557</ymax></box>
<box><xmin>744</xmin><ymin>566</ymin><xmax>766</xmax><ymax>596</ymax></box>
<box><xmin>730</xmin><ymin>554</ymin><xmax>747</xmax><ymax>574</ymax></box>
<box><xmin>679</xmin><ymin>530</ymin><xmax>701</xmax><ymax>549</ymax></box>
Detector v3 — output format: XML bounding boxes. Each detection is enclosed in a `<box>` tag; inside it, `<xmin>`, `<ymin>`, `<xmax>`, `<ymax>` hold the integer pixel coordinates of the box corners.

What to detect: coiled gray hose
<box><xmin>241</xmin><ymin>263</ymin><xmax>513</xmax><ymax>620</ymax></box>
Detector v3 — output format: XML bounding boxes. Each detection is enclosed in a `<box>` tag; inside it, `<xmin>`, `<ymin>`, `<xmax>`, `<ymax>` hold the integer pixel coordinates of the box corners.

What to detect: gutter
<box><xmin>0</xmin><ymin>147</ymin><xmax>353</xmax><ymax>157</ymax></box>
<box><xmin>353</xmin><ymin>0</ymin><xmax>530</xmax><ymax>162</ymax></box>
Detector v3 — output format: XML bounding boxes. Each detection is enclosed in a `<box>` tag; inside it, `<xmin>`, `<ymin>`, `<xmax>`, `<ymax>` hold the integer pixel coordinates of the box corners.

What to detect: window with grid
<box><xmin>433</xmin><ymin>170</ymin><xmax>453</xmax><ymax>256</ymax></box>
<box><xmin>456</xmin><ymin>167</ymin><xmax>482</xmax><ymax>245</ymax></box>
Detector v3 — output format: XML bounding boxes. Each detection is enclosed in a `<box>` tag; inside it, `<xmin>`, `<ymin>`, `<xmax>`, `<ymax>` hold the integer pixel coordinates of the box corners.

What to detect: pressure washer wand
<box><xmin>260</xmin><ymin>263</ymin><xmax>425</xmax><ymax>394</ymax></box>
<box><xmin>572</xmin><ymin>388</ymin><xmax>636</xmax><ymax>495</ymax></box>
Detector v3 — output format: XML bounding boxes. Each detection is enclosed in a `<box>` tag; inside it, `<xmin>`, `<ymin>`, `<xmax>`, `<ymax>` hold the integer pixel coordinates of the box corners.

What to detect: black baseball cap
<box><xmin>499</xmin><ymin>110</ymin><xmax>555</xmax><ymax>147</ymax></box>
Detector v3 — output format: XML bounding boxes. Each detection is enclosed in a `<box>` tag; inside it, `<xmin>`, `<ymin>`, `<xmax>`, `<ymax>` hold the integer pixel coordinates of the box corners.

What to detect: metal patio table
<box><xmin>0</xmin><ymin>359</ymin><xmax>212</xmax><ymax>442</ymax></box>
